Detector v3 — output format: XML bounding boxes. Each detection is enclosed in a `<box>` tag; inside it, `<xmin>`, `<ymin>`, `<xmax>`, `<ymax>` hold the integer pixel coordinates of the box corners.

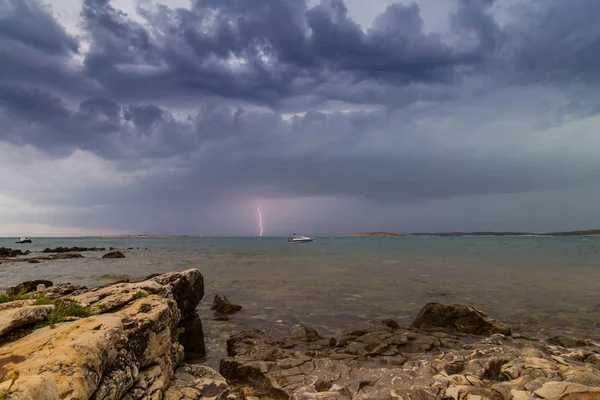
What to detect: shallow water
<box><xmin>1</xmin><ymin>236</ymin><xmax>599</xmax><ymax>366</ymax></box>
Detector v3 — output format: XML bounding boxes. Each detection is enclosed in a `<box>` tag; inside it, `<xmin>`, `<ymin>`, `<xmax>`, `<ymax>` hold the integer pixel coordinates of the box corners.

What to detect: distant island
<box><xmin>347</xmin><ymin>230</ymin><xmax>600</xmax><ymax>237</ymax></box>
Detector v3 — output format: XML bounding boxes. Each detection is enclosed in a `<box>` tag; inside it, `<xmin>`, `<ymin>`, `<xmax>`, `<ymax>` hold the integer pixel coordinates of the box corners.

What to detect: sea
<box><xmin>1</xmin><ymin>236</ymin><xmax>599</xmax><ymax>366</ymax></box>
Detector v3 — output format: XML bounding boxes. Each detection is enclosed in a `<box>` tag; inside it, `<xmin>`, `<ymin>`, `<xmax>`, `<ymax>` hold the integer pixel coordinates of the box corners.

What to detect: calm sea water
<box><xmin>1</xmin><ymin>236</ymin><xmax>599</xmax><ymax>364</ymax></box>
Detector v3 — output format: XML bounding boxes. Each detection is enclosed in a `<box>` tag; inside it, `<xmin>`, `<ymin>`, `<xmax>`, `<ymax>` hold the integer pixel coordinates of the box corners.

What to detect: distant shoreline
<box><xmin>82</xmin><ymin>234</ymin><xmax>197</xmax><ymax>239</ymax></box>
<box><xmin>347</xmin><ymin>230</ymin><xmax>600</xmax><ymax>237</ymax></box>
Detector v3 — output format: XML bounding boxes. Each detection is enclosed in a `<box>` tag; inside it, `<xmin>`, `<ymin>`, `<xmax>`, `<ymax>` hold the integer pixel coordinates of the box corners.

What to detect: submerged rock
<box><xmin>410</xmin><ymin>302</ymin><xmax>511</xmax><ymax>336</ymax></box>
<box><xmin>211</xmin><ymin>294</ymin><xmax>242</xmax><ymax>316</ymax></box>
<box><xmin>103</xmin><ymin>251</ymin><xmax>126</xmax><ymax>259</ymax></box>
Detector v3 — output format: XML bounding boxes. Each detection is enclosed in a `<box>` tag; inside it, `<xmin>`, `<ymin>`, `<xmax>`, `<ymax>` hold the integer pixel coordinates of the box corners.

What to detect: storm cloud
<box><xmin>1</xmin><ymin>0</ymin><xmax>600</xmax><ymax>236</ymax></box>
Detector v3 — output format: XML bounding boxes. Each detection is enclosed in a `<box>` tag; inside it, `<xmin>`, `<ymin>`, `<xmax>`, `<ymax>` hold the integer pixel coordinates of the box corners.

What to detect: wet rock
<box><xmin>220</xmin><ymin>307</ymin><xmax>599</xmax><ymax>400</ymax></box>
<box><xmin>178</xmin><ymin>313</ymin><xmax>206</xmax><ymax>360</ymax></box>
<box><xmin>410</xmin><ymin>302</ymin><xmax>511</xmax><ymax>336</ymax></box>
<box><xmin>102</xmin><ymin>250</ymin><xmax>126</xmax><ymax>259</ymax></box>
<box><xmin>28</xmin><ymin>259</ymin><xmax>40</xmax><ymax>264</ymax></box>
<box><xmin>0</xmin><ymin>305</ymin><xmax>54</xmax><ymax>336</ymax></box>
<box><xmin>548</xmin><ymin>335</ymin><xmax>590</xmax><ymax>348</ymax></box>
<box><xmin>211</xmin><ymin>294</ymin><xmax>242</xmax><ymax>316</ymax></box>
<box><xmin>0</xmin><ymin>247</ymin><xmax>29</xmax><ymax>257</ymax></box>
<box><xmin>43</xmin><ymin>246</ymin><xmax>106</xmax><ymax>253</ymax></box>
<box><xmin>6</xmin><ymin>280</ymin><xmax>53</xmax><ymax>296</ymax></box>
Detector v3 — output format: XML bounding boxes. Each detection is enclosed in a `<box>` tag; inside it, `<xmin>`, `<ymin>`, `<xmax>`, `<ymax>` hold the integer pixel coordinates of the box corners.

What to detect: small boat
<box><xmin>288</xmin><ymin>234</ymin><xmax>314</xmax><ymax>243</ymax></box>
<box><xmin>15</xmin><ymin>237</ymin><xmax>32</xmax><ymax>244</ymax></box>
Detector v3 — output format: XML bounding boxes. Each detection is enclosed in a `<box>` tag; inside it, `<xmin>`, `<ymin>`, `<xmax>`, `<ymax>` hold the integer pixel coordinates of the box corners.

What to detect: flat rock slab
<box><xmin>220</xmin><ymin>322</ymin><xmax>600</xmax><ymax>400</ymax></box>
<box><xmin>164</xmin><ymin>364</ymin><xmax>231</xmax><ymax>400</ymax></box>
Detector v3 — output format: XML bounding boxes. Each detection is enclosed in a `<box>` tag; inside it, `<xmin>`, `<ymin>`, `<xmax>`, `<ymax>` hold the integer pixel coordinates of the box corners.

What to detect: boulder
<box><xmin>151</xmin><ymin>269</ymin><xmax>204</xmax><ymax>316</ymax></box>
<box><xmin>6</xmin><ymin>280</ymin><xmax>54</xmax><ymax>296</ymax></box>
<box><xmin>103</xmin><ymin>251</ymin><xmax>126</xmax><ymax>259</ymax></box>
<box><xmin>410</xmin><ymin>302</ymin><xmax>511</xmax><ymax>336</ymax></box>
<box><xmin>211</xmin><ymin>294</ymin><xmax>242</xmax><ymax>316</ymax></box>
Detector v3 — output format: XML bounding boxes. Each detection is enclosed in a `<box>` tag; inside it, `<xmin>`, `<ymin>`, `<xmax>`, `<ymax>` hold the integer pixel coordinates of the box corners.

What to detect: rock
<box><xmin>0</xmin><ymin>305</ymin><xmax>54</xmax><ymax>336</ymax></box>
<box><xmin>43</xmin><ymin>247</ymin><xmax>106</xmax><ymax>253</ymax></box>
<box><xmin>44</xmin><ymin>283</ymin><xmax>87</xmax><ymax>299</ymax></box>
<box><xmin>0</xmin><ymin>247</ymin><xmax>29</xmax><ymax>257</ymax></box>
<box><xmin>410</xmin><ymin>302</ymin><xmax>511</xmax><ymax>336</ymax></box>
<box><xmin>151</xmin><ymin>269</ymin><xmax>204</xmax><ymax>316</ymax></box>
<box><xmin>164</xmin><ymin>364</ymin><xmax>232</xmax><ymax>400</ymax></box>
<box><xmin>219</xmin><ymin>308</ymin><xmax>600</xmax><ymax>400</ymax></box>
<box><xmin>211</xmin><ymin>294</ymin><xmax>242</xmax><ymax>316</ymax></box>
<box><xmin>6</xmin><ymin>280</ymin><xmax>54</xmax><ymax>296</ymax></box>
<box><xmin>102</xmin><ymin>250</ymin><xmax>126</xmax><ymax>259</ymax></box>
<box><xmin>178</xmin><ymin>313</ymin><xmax>206</xmax><ymax>360</ymax></box>
<box><xmin>548</xmin><ymin>335</ymin><xmax>590</xmax><ymax>348</ymax></box>
<box><xmin>0</xmin><ymin>269</ymin><xmax>207</xmax><ymax>399</ymax></box>
<box><xmin>28</xmin><ymin>259</ymin><xmax>40</xmax><ymax>264</ymax></box>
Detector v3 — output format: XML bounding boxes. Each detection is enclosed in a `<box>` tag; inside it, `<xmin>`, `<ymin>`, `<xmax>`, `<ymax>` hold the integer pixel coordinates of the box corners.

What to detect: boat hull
<box><xmin>288</xmin><ymin>239</ymin><xmax>314</xmax><ymax>243</ymax></box>
<box><xmin>16</xmin><ymin>240</ymin><xmax>32</xmax><ymax>243</ymax></box>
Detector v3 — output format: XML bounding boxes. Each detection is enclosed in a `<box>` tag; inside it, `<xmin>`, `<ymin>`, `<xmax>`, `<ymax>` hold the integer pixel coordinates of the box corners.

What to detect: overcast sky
<box><xmin>1</xmin><ymin>0</ymin><xmax>600</xmax><ymax>236</ymax></box>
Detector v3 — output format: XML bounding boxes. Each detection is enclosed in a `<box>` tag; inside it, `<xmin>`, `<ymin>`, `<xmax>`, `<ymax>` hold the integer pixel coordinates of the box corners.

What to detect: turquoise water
<box><xmin>1</xmin><ymin>236</ymin><xmax>599</xmax><ymax>355</ymax></box>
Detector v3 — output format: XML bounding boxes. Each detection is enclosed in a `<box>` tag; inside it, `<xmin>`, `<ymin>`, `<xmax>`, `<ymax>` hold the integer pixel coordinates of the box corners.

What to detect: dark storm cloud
<box><xmin>2</xmin><ymin>0</ymin><xmax>600</xmax><ymax>234</ymax></box>
<box><xmin>75</xmin><ymin>0</ymin><xmax>500</xmax><ymax>106</ymax></box>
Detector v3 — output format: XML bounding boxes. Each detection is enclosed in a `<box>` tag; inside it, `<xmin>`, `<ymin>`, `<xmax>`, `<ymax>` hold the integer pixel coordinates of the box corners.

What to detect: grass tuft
<box><xmin>132</xmin><ymin>291</ymin><xmax>148</xmax><ymax>300</ymax></box>
<box><xmin>46</xmin><ymin>299</ymin><xmax>93</xmax><ymax>324</ymax></box>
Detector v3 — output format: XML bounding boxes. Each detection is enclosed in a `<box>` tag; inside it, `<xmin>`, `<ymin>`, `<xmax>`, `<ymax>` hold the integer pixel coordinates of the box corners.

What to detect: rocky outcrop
<box><xmin>0</xmin><ymin>269</ymin><xmax>219</xmax><ymax>400</ymax></box>
<box><xmin>211</xmin><ymin>294</ymin><xmax>242</xmax><ymax>316</ymax></box>
<box><xmin>43</xmin><ymin>247</ymin><xmax>106</xmax><ymax>253</ymax></box>
<box><xmin>219</xmin><ymin>307</ymin><xmax>599</xmax><ymax>400</ymax></box>
<box><xmin>6</xmin><ymin>280</ymin><xmax>53</xmax><ymax>296</ymax></box>
<box><xmin>103</xmin><ymin>251</ymin><xmax>126</xmax><ymax>259</ymax></box>
<box><xmin>0</xmin><ymin>247</ymin><xmax>30</xmax><ymax>257</ymax></box>
<box><xmin>410</xmin><ymin>301</ymin><xmax>511</xmax><ymax>336</ymax></box>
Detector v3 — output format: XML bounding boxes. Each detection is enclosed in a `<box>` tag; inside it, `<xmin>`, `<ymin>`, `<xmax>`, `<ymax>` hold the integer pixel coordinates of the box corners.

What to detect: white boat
<box><xmin>288</xmin><ymin>234</ymin><xmax>313</xmax><ymax>243</ymax></box>
<box><xmin>16</xmin><ymin>237</ymin><xmax>32</xmax><ymax>243</ymax></box>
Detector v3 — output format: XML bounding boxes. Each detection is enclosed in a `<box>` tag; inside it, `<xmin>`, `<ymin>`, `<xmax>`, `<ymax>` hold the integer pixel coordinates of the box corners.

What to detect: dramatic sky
<box><xmin>1</xmin><ymin>0</ymin><xmax>600</xmax><ymax>236</ymax></box>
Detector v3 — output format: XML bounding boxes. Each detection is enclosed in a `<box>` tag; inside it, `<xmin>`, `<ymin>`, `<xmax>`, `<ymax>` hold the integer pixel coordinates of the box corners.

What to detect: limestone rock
<box><xmin>0</xmin><ymin>305</ymin><xmax>54</xmax><ymax>336</ymax></box>
<box><xmin>220</xmin><ymin>317</ymin><xmax>600</xmax><ymax>400</ymax></box>
<box><xmin>151</xmin><ymin>269</ymin><xmax>204</xmax><ymax>316</ymax></box>
<box><xmin>6</xmin><ymin>280</ymin><xmax>53</xmax><ymax>296</ymax></box>
<box><xmin>103</xmin><ymin>251</ymin><xmax>126</xmax><ymax>259</ymax></box>
<box><xmin>410</xmin><ymin>302</ymin><xmax>511</xmax><ymax>336</ymax></box>
<box><xmin>211</xmin><ymin>294</ymin><xmax>242</xmax><ymax>316</ymax></box>
<box><xmin>0</xmin><ymin>269</ymin><xmax>206</xmax><ymax>400</ymax></box>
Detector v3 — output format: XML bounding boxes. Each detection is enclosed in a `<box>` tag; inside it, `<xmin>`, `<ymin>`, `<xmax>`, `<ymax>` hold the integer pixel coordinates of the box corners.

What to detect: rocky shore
<box><xmin>0</xmin><ymin>270</ymin><xmax>599</xmax><ymax>399</ymax></box>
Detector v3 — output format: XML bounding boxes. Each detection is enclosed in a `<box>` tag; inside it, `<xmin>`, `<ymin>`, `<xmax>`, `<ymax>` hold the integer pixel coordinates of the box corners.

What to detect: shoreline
<box><xmin>1</xmin><ymin>271</ymin><xmax>599</xmax><ymax>399</ymax></box>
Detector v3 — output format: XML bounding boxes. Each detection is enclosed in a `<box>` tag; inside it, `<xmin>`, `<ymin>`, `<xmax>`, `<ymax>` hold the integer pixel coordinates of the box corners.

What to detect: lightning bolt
<box><xmin>257</xmin><ymin>208</ymin><xmax>264</xmax><ymax>237</ymax></box>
